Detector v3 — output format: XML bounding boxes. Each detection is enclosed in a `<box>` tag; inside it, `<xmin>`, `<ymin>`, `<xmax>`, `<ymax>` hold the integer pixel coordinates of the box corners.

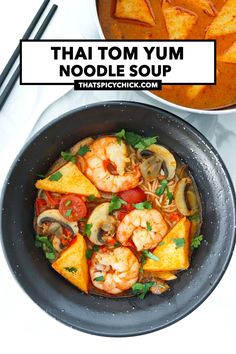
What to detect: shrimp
<box><xmin>83</xmin><ymin>137</ymin><xmax>141</xmax><ymax>193</ymax></box>
<box><xmin>116</xmin><ymin>209</ymin><xmax>168</xmax><ymax>251</ymax></box>
<box><xmin>90</xmin><ymin>247</ymin><xmax>140</xmax><ymax>294</ymax></box>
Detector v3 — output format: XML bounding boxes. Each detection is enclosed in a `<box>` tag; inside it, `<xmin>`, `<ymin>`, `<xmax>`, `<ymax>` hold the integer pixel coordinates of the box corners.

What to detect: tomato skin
<box><xmin>117</xmin><ymin>210</ymin><xmax>128</xmax><ymax>221</ymax></box>
<box><xmin>118</xmin><ymin>188</ymin><xmax>146</xmax><ymax>204</ymax></box>
<box><xmin>168</xmin><ymin>212</ymin><xmax>181</xmax><ymax>223</ymax></box>
<box><xmin>35</xmin><ymin>198</ymin><xmax>47</xmax><ymax>216</ymax></box>
<box><xmin>59</xmin><ymin>195</ymin><xmax>87</xmax><ymax>221</ymax></box>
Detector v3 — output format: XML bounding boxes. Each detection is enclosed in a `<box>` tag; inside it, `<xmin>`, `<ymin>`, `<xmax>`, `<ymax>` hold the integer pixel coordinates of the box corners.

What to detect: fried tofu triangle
<box><xmin>35</xmin><ymin>162</ymin><xmax>100</xmax><ymax>197</ymax></box>
<box><xmin>143</xmin><ymin>217</ymin><xmax>191</xmax><ymax>272</ymax></box>
<box><xmin>218</xmin><ymin>42</ymin><xmax>236</xmax><ymax>64</ymax></box>
<box><xmin>52</xmin><ymin>234</ymin><xmax>89</xmax><ymax>293</ymax></box>
<box><xmin>115</xmin><ymin>0</ymin><xmax>155</xmax><ymax>26</ymax></box>
<box><xmin>185</xmin><ymin>0</ymin><xmax>217</xmax><ymax>16</ymax></box>
<box><xmin>162</xmin><ymin>0</ymin><xmax>198</xmax><ymax>39</ymax></box>
<box><xmin>205</xmin><ymin>0</ymin><xmax>236</xmax><ymax>38</ymax></box>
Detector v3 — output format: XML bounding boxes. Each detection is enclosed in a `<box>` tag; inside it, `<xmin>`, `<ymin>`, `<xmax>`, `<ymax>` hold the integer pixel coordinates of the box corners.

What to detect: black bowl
<box><xmin>1</xmin><ymin>101</ymin><xmax>235</xmax><ymax>337</ymax></box>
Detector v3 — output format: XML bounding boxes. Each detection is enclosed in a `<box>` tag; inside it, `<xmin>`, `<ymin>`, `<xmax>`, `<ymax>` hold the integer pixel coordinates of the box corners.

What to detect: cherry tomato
<box><xmin>118</xmin><ymin>187</ymin><xmax>146</xmax><ymax>205</ymax></box>
<box><xmin>59</xmin><ymin>195</ymin><xmax>87</xmax><ymax>221</ymax></box>
<box><xmin>35</xmin><ymin>198</ymin><xmax>47</xmax><ymax>216</ymax></box>
<box><xmin>169</xmin><ymin>212</ymin><xmax>181</xmax><ymax>222</ymax></box>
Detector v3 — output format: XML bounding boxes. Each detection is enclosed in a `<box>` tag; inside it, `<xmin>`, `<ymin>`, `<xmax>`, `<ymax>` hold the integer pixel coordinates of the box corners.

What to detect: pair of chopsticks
<box><xmin>0</xmin><ymin>0</ymin><xmax>58</xmax><ymax>111</ymax></box>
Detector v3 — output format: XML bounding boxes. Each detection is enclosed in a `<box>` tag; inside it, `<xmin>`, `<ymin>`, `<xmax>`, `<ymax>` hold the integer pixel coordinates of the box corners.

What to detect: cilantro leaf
<box><xmin>142</xmin><ymin>250</ymin><xmax>160</xmax><ymax>262</ymax></box>
<box><xmin>87</xmin><ymin>194</ymin><xmax>97</xmax><ymax>202</ymax></box>
<box><xmin>94</xmin><ymin>276</ymin><xmax>105</xmax><ymax>282</ymax></box>
<box><xmin>49</xmin><ymin>171</ymin><xmax>63</xmax><ymax>181</ymax></box>
<box><xmin>132</xmin><ymin>282</ymin><xmax>155</xmax><ymax>299</ymax></box>
<box><xmin>166</xmin><ymin>187</ymin><xmax>174</xmax><ymax>204</ymax></box>
<box><xmin>140</xmin><ymin>255</ymin><xmax>147</xmax><ymax>273</ymax></box>
<box><xmin>83</xmin><ymin>223</ymin><xmax>92</xmax><ymax>237</ymax></box>
<box><xmin>109</xmin><ymin>195</ymin><xmax>127</xmax><ymax>213</ymax></box>
<box><xmin>64</xmin><ymin>267</ymin><xmax>77</xmax><ymax>273</ymax></box>
<box><xmin>191</xmin><ymin>235</ymin><xmax>203</xmax><ymax>250</ymax></box>
<box><xmin>86</xmin><ymin>245</ymin><xmax>100</xmax><ymax>259</ymax></box>
<box><xmin>188</xmin><ymin>213</ymin><xmax>201</xmax><ymax>222</ymax></box>
<box><xmin>116</xmin><ymin>129</ymin><xmax>126</xmax><ymax>144</ymax></box>
<box><xmin>173</xmin><ymin>238</ymin><xmax>185</xmax><ymax>249</ymax></box>
<box><xmin>134</xmin><ymin>136</ymin><xmax>158</xmax><ymax>149</ymax></box>
<box><xmin>156</xmin><ymin>180</ymin><xmax>173</xmax><ymax>204</ymax></box>
<box><xmin>77</xmin><ymin>145</ymin><xmax>90</xmax><ymax>156</ymax></box>
<box><xmin>133</xmin><ymin>201</ymin><xmax>152</xmax><ymax>210</ymax></box>
<box><xmin>61</xmin><ymin>151</ymin><xmax>76</xmax><ymax>164</ymax></box>
<box><xmin>155</xmin><ymin>179</ymin><xmax>168</xmax><ymax>196</ymax></box>
<box><xmin>36</xmin><ymin>173</ymin><xmax>45</xmax><ymax>179</ymax></box>
<box><xmin>117</xmin><ymin>129</ymin><xmax>157</xmax><ymax>149</ymax></box>
<box><xmin>35</xmin><ymin>235</ymin><xmax>56</xmax><ymax>260</ymax></box>
<box><xmin>146</xmin><ymin>221</ymin><xmax>152</xmax><ymax>231</ymax></box>
<box><xmin>114</xmin><ymin>241</ymin><xmax>121</xmax><ymax>248</ymax></box>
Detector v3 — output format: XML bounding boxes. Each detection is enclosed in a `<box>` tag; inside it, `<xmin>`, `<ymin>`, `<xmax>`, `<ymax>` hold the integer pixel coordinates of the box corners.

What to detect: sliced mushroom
<box><xmin>140</xmin><ymin>155</ymin><xmax>163</xmax><ymax>182</ymax></box>
<box><xmin>147</xmin><ymin>144</ymin><xmax>177</xmax><ymax>180</ymax></box>
<box><xmin>174</xmin><ymin>177</ymin><xmax>194</xmax><ymax>216</ymax></box>
<box><xmin>87</xmin><ymin>203</ymin><xmax>116</xmax><ymax>245</ymax></box>
<box><xmin>47</xmin><ymin>222</ymin><xmax>63</xmax><ymax>237</ymax></box>
<box><xmin>37</xmin><ymin>209</ymin><xmax>78</xmax><ymax>235</ymax></box>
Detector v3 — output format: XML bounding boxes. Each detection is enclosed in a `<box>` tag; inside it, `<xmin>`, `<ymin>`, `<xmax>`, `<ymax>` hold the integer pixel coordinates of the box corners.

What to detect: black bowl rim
<box><xmin>1</xmin><ymin>100</ymin><xmax>236</xmax><ymax>337</ymax></box>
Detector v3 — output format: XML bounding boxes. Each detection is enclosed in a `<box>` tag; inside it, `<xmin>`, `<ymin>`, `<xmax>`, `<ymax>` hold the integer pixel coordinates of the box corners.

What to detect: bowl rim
<box><xmin>92</xmin><ymin>0</ymin><xmax>236</xmax><ymax>116</ymax></box>
<box><xmin>1</xmin><ymin>100</ymin><xmax>236</xmax><ymax>337</ymax></box>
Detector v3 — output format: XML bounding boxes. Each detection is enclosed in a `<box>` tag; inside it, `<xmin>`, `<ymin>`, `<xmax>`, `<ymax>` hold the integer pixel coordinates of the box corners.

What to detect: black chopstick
<box><xmin>0</xmin><ymin>0</ymin><xmax>50</xmax><ymax>87</ymax></box>
<box><xmin>0</xmin><ymin>4</ymin><xmax>58</xmax><ymax>111</ymax></box>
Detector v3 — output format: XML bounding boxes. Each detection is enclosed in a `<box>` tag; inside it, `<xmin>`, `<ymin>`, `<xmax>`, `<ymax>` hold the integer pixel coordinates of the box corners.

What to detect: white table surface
<box><xmin>0</xmin><ymin>1</ymin><xmax>236</xmax><ymax>353</ymax></box>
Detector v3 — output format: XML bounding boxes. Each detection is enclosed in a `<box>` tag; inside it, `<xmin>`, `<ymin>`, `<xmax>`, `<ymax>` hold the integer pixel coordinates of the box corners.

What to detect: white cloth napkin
<box><xmin>0</xmin><ymin>0</ymin><xmax>99</xmax><ymax>188</ymax></box>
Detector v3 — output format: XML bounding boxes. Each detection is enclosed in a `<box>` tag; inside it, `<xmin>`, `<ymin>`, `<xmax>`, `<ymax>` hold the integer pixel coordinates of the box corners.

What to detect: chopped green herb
<box><xmin>134</xmin><ymin>136</ymin><xmax>158</xmax><ymax>149</ymax></box>
<box><xmin>155</xmin><ymin>179</ymin><xmax>168</xmax><ymax>196</ymax></box>
<box><xmin>114</xmin><ymin>241</ymin><xmax>121</xmax><ymax>248</ymax></box>
<box><xmin>142</xmin><ymin>250</ymin><xmax>160</xmax><ymax>262</ymax></box>
<box><xmin>86</xmin><ymin>245</ymin><xmax>100</xmax><ymax>259</ymax></box>
<box><xmin>77</xmin><ymin>145</ymin><xmax>90</xmax><ymax>156</ymax></box>
<box><xmin>133</xmin><ymin>201</ymin><xmax>152</xmax><ymax>210</ymax></box>
<box><xmin>65</xmin><ymin>200</ymin><xmax>71</xmax><ymax>207</ymax></box>
<box><xmin>94</xmin><ymin>276</ymin><xmax>105</xmax><ymax>282</ymax></box>
<box><xmin>146</xmin><ymin>221</ymin><xmax>152</xmax><ymax>231</ymax></box>
<box><xmin>156</xmin><ymin>180</ymin><xmax>173</xmax><ymax>204</ymax></box>
<box><xmin>173</xmin><ymin>238</ymin><xmax>185</xmax><ymax>249</ymax></box>
<box><xmin>159</xmin><ymin>241</ymin><xmax>165</xmax><ymax>246</ymax></box>
<box><xmin>140</xmin><ymin>255</ymin><xmax>147</xmax><ymax>273</ymax></box>
<box><xmin>65</xmin><ymin>209</ymin><xmax>72</xmax><ymax>218</ymax></box>
<box><xmin>188</xmin><ymin>213</ymin><xmax>201</xmax><ymax>222</ymax></box>
<box><xmin>132</xmin><ymin>282</ymin><xmax>155</xmax><ymax>299</ymax></box>
<box><xmin>191</xmin><ymin>235</ymin><xmax>203</xmax><ymax>250</ymax></box>
<box><xmin>86</xmin><ymin>249</ymin><xmax>93</xmax><ymax>260</ymax></box>
<box><xmin>87</xmin><ymin>194</ymin><xmax>96</xmax><ymax>202</ymax></box>
<box><xmin>79</xmin><ymin>217</ymin><xmax>87</xmax><ymax>222</ymax></box>
<box><xmin>109</xmin><ymin>195</ymin><xmax>127</xmax><ymax>213</ymax></box>
<box><xmin>83</xmin><ymin>223</ymin><xmax>92</xmax><ymax>237</ymax></box>
<box><xmin>64</xmin><ymin>267</ymin><xmax>77</xmax><ymax>273</ymax></box>
<box><xmin>49</xmin><ymin>171</ymin><xmax>63</xmax><ymax>181</ymax></box>
<box><xmin>166</xmin><ymin>187</ymin><xmax>174</xmax><ymax>204</ymax></box>
<box><xmin>61</xmin><ymin>151</ymin><xmax>76</xmax><ymax>164</ymax></box>
<box><xmin>36</xmin><ymin>173</ymin><xmax>45</xmax><ymax>179</ymax></box>
<box><xmin>116</xmin><ymin>129</ymin><xmax>126</xmax><ymax>144</ymax></box>
<box><xmin>116</xmin><ymin>129</ymin><xmax>157</xmax><ymax>149</ymax></box>
<box><xmin>35</xmin><ymin>235</ymin><xmax>56</xmax><ymax>260</ymax></box>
